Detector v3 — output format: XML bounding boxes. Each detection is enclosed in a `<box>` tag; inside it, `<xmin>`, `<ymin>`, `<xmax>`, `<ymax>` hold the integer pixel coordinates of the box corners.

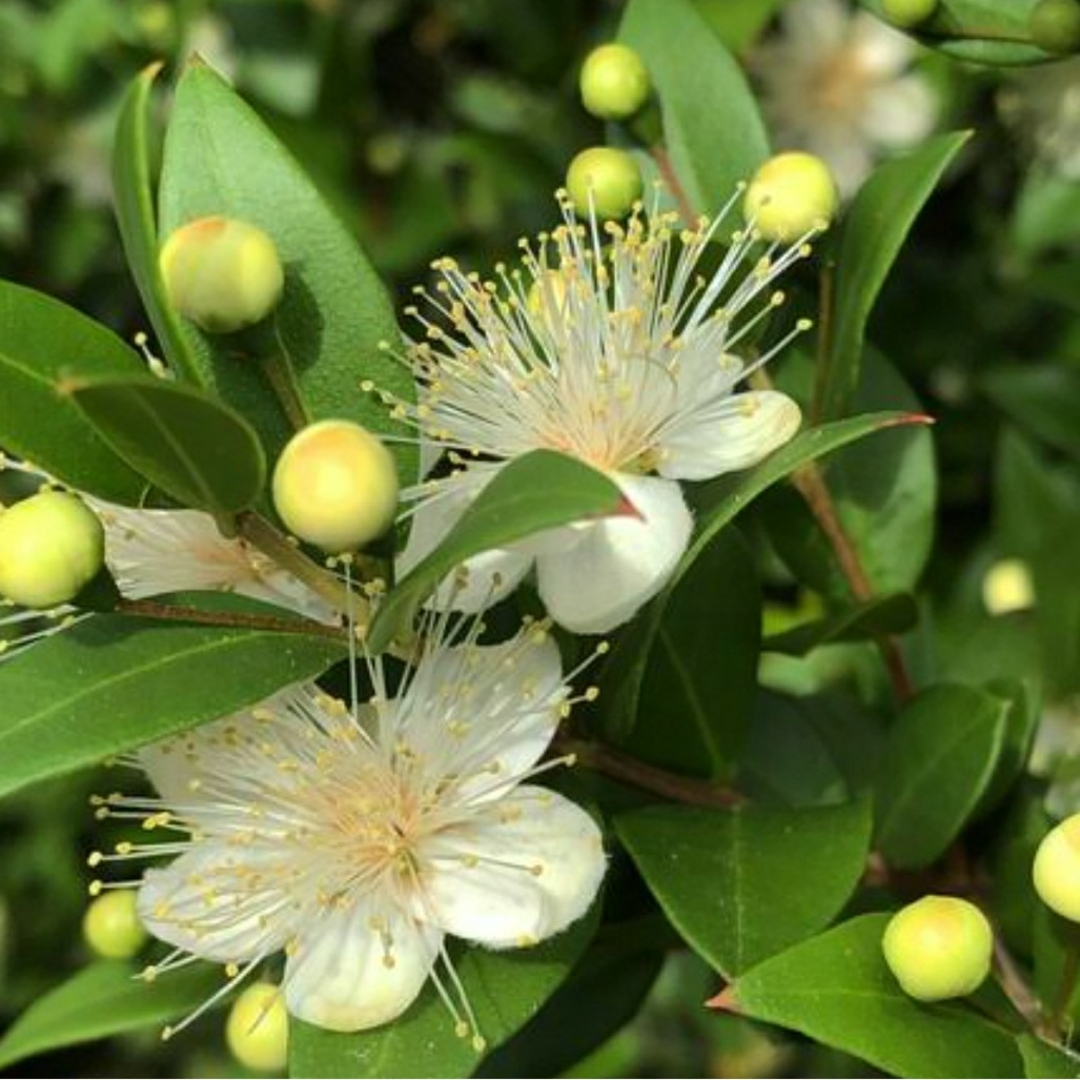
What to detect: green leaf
<box><xmin>606</xmin><ymin>527</ymin><xmax>759</xmax><ymax>779</ymax></box>
<box><xmin>692</xmin><ymin>0</ymin><xmax>787</xmax><ymax>51</ymax></box>
<box><xmin>0</xmin><ymin>616</ymin><xmax>344</xmax><ymax>798</ymax></box>
<box><xmin>66</xmin><ymin>374</ymin><xmax>266</xmax><ymax>516</ymax></box>
<box><xmin>112</xmin><ymin>63</ymin><xmax>201</xmax><ymax>385</ymax></box>
<box><xmin>289</xmin><ymin>905</ymin><xmax>599</xmax><ymax>1078</ymax></box>
<box><xmin>159</xmin><ymin>62</ymin><xmax>416</xmax><ymax>480</ymax></box>
<box><xmin>366</xmin><ymin>451</ymin><xmax>626</xmax><ymax>653</ymax></box>
<box><xmin>619</xmin><ymin>0</ymin><xmax>768</xmax><ymax>217</ymax></box>
<box><xmin>0</xmin><ymin>961</ymin><xmax>222</xmax><ymax>1069</ymax></box>
<box><xmin>974</xmin><ymin>678</ymin><xmax>1041</xmax><ymax>817</ymax></box>
<box><xmin>874</xmin><ymin>683</ymin><xmax>1011</xmax><ymax>869</ymax></box>
<box><xmin>983</xmin><ymin>366</ymin><xmax>1080</xmax><ymax>463</ymax></box>
<box><xmin>763</xmin><ymin>592</ymin><xmax>918</xmax><ymax>655</ymax></box>
<box><xmin>617</xmin><ymin>799</ymin><xmax>872</xmax><ymax>977</ymax></box>
<box><xmin>818</xmin><ymin>132</ymin><xmax>970</xmax><ymax>420</ymax></box>
<box><xmin>729</xmin><ymin>913</ymin><xmax>1024</xmax><ymax>1078</ymax></box>
<box><xmin>0</xmin><ymin>280</ymin><xmax>146</xmax><ymax>502</ymax></box>
<box><xmin>1017</xmin><ymin>1033</ymin><xmax>1080</xmax><ymax>1078</ymax></box>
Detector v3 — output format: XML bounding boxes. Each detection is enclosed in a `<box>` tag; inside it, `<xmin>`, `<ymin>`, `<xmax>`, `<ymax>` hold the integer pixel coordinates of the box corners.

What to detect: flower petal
<box><xmin>284</xmin><ymin>902</ymin><xmax>441</xmax><ymax>1032</ymax></box>
<box><xmin>536</xmin><ymin>473</ymin><xmax>692</xmax><ymax>633</ymax></box>
<box><xmin>419</xmin><ymin>785</ymin><xmax>605</xmax><ymax>948</ymax></box>
<box><xmin>851</xmin><ymin>11</ymin><xmax>916</xmax><ymax>78</ymax></box>
<box><xmin>657</xmin><ymin>390</ymin><xmax>801</xmax><ymax>481</ymax></box>
<box><xmin>862</xmin><ymin>76</ymin><xmax>938</xmax><ymax>150</ymax></box>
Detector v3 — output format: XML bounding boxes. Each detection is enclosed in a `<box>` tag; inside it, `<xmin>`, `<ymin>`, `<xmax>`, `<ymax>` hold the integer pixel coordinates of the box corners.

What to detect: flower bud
<box><xmin>226</xmin><ymin>982</ymin><xmax>288</xmax><ymax>1073</ymax></box>
<box><xmin>1033</xmin><ymin>814</ymin><xmax>1080</xmax><ymax>921</ymax></box>
<box><xmin>882</xmin><ymin>896</ymin><xmax>993</xmax><ymax>1002</ymax></box>
<box><xmin>82</xmin><ymin>891</ymin><xmax>147</xmax><ymax>960</ymax></box>
<box><xmin>1031</xmin><ymin>0</ymin><xmax>1080</xmax><ymax>53</ymax></box>
<box><xmin>272</xmin><ymin>419</ymin><xmax>399</xmax><ymax>553</ymax></box>
<box><xmin>981</xmin><ymin>557</ymin><xmax>1035</xmax><ymax>615</ymax></box>
<box><xmin>579</xmin><ymin>43</ymin><xmax>651</xmax><ymax>121</ymax></box>
<box><xmin>0</xmin><ymin>491</ymin><xmax>104</xmax><ymax>609</ymax></box>
<box><xmin>744</xmin><ymin>152</ymin><xmax>838</xmax><ymax>243</ymax></box>
<box><xmin>881</xmin><ymin>0</ymin><xmax>938</xmax><ymax>29</ymax></box>
<box><xmin>160</xmin><ymin>216</ymin><xmax>284</xmax><ymax>334</ymax></box>
<box><xmin>565</xmin><ymin>147</ymin><xmax>643</xmax><ymax>220</ymax></box>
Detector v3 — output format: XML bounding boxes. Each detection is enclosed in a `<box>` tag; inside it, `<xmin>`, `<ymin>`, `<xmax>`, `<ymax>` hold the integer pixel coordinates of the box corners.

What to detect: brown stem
<box><xmin>810</xmin><ymin>257</ymin><xmax>836</xmax><ymax>425</ymax></box>
<box><xmin>994</xmin><ymin>935</ymin><xmax>1045</xmax><ymax>1034</ymax></box>
<box><xmin>651</xmin><ymin>145</ymin><xmax>698</xmax><ymax>226</ymax></box>
<box><xmin>556</xmin><ymin>735</ymin><xmax>744</xmax><ymax>809</ymax></box>
<box><xmin>1049</xmin><ymin>935</ymin><xmax>1080</xmax><ymax>1041</ymax></box>
<box><xmin>116</xmin><ymin>598</ymin><xmax>347</xmax><ymax>641</ymax></box>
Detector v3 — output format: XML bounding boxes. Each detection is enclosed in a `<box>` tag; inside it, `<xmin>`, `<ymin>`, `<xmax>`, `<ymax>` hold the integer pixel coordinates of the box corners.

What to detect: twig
<box><xmin>116</xmin><ymin>597</ymin><xmax>347</xmax><ymax>641</ymax></box>
<box><xmin>651</xmin><ymin>145</ymin><xmax>698</xmax><ymax>226</ymax></box>
<box><xmin>994</xmin><ymin>935</ymin><xmax>1045</xmax><ymax>1034</ymax></box>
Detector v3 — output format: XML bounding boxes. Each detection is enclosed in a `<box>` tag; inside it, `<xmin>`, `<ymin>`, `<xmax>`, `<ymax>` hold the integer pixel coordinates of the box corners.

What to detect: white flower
<box><xmin>388</xmin><ymin>193</ymin><xmax>808</xmax><ymax>634</ymax></box>
<box><xmin>89</xmin><ymin>619</ymin><xmax>605</xmax><ymax>1040</ymax></box>
<box><xmin>999</xmin><ymin>58</ymin><xmax>1080</xmax><ymax>180</ymax></box>
<box><xmin>750</xmin><ymin>0</ymin><xmax>939</xmax><ymax>197</ymax></box>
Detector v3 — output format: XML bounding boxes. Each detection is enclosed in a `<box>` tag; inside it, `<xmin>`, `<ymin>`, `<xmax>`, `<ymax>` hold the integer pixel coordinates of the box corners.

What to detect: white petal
<box><xmin>657</xmin><ymin>390</ymin><xmax>802</xmax><ymax>481</ymax></box>
<box><xmin>782</xmin><ymin>0</ymin><xmax>848</xmax><ymax>53</ymax></box>
<box><xmin>861</xmin><ymin>76</ymin><xmax>939</xmax><ymax>149</ymax></box>
<box><xmin>419</xmin><ymin>785</ymin><xmax>605</xmax><ymax>948</ymax></box>
<box><xmin>851</xmin><ymin>11</ymin><xmax>917</xmax><ymax>77</ymax></box>
<box><xmin>284</xmin><ymin>902</ymin><xmax>440</xmax><ymax>1032</ymax></box>
<box><xmin>536</xmin><ymin>473</ymin><xmax>692</xmax><ymax>633</ymax></box>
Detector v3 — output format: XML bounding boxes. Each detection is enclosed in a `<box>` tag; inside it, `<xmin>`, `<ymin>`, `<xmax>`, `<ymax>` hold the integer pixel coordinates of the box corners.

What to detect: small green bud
<box><xmin>1033</xmin><ymin>814</ymin><xmax>1080</xmax><ymax>921</ymax></box>
<box><xmin>882</xmin><ymin>896</ymin><xmax>993</xmax><ymax>1002</ymax></box>
<box><xmin>1031</xmin><ymin>0</ymin><xmax>1080</xmax><ymax>53</ymax></box>
<box><xmin>160</xmin><ymin>216</ymin><xmax>284</xmax><ymax>334</ymax></box>
<box><xmin>579</xmin><ymin>43</ymin><xmax>651</xmax><ymax>121</ymax></box>
<box><xmin>881</xmin><ymin>0</ymin><xmax>938</xmax><ymax>29</ymax></box>
<box><xmin>83</xmin><ymin>891</ymin><xmax>147</xmax><ymax>960</ymax></box>
<box><xmin>981</xmin><ymin>557</ymin><xmax>1035</xmax><ymax>615</ymax></box>
<box><xmin>744</xmin><ymin>152</ymin><xmax>838</xmax><ymax>243</ymax></box>
<box><xmin>0</xmin><ymin>491</ymin><xmax>104</xmax><ymax>609</ymax></box>
<box><xmin>273</xmin><ymin>419</ymin><xmax>399</xmax><ymax>553</ymax></box>
<box><xmin>565</xmin><ymin>147</ymin><xmax>643</xmax><ymax>220</ymax></box>
<box><xmin>226</xmin><ymin>982</ymin><xmax>288</xmax><ymax>1073</ymax></box>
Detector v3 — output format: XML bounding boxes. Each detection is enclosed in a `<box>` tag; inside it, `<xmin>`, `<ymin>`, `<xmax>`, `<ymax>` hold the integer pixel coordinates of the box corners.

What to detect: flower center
<box><xmin>808</xmin><ymin>47</ymin><xmax>873</xmax><ymax>118</ymax></box>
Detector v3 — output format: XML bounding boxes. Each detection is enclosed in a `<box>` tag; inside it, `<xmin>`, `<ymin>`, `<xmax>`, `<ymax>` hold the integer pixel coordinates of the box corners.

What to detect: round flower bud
<box><xmin>272</xmin><ymin>419</ymin><xmax>399</xmax><ymax>553</ymax></box>
<box><xmin>0</xmin><ymin>491</ymin><xmax>104</xmax><ymax>609</ymax></box>
<box><xmin>226</xmin><ymin>982</ymin><xmax>288</xmax><ymax>1073</ymax></box>
<box><xmin>565</xmin><ymin>147</ymin><xmax>643</xmax><ymax>220</ymax></box>
<box><xmin>981</xmin><ymin>557</ymin><xmax>1035</xmax><ymax>615</ymax></box>
<box><xmin>579</xmin><ymin>43</ymin><xmax>651</xmax><ymax>121</ymax></box>
<box><xmin>744</xmin><ymin>152</ymin><xmax>839</xmax><ymax>243</ymax></box>
<box><xmin>160</xmin><ymin>216</ymin><xmax>284</xmax><ymax>334</ymax></box>
<box><xmin>881</xmin><ymin>0</ymin><xmax>938</xmax><ymax>29</ymax></box>
<box><xmin>1031</xmin><ymin>0</ymin><xmax>1080</xmax><ymax>53</ymax></box>
<box><xmin>882</xmin><ymin>896</ymin><xmax>993</xmax><ymax>1002</ymax></box>
<box><xmin>82</xmin><ymin>891</ymin><xmax>147</xmax><ymax>960</ymax></box>
<box><xmin>1033</xmin><ymin>814</ymin><xmax>1080</xmax><ymax>921</ymax></box>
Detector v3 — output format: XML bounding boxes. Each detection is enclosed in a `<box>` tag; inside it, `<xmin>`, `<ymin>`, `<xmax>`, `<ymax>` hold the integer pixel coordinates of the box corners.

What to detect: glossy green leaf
<box><xmin>159</xmin><ymin>62</ymin><xmax>415</xmax><ymax>480</ymax></box>
<box><xmin>974</xmin><ymin>678</ymin><xmax>1041</xmax><ymax>817</ymax></box>
<box><xmin>984</xmin><ymin>366</ymin><xmax>1080</xmax><ymax>463</ymax></box>
<box><xmin>290</xmin><ymin>905</ymin><xmax>599</xmax><ymax>1078</ymax></box>
<box><xmin>1017</xmin><ymin>1033</ymin><xmax>1080</xmax><ymax>1078</ymax></box>
<box><xmin>817</xmin><ymin>132</ymin><xmax>969</xmax><ymax>420</ymax></box>
<box><xmin>763</xmin><ymin>592</ymin><xmax>918</xmax><ymax>655</ymax></box>
<box><xmin>67</xmin><ymin>374</ymin><xmax>266</xmax><ymax>516</ymax></box>
<box><xmin>692</xmin><ymin>0</ymin><xmax>787</xmax><ymax>51</ymax></box>
<box><xmin>617</xmin><ymin>798</ymin><xmax>872</xmax><ymax>977</ymax></box>
<box><xmin>0</xmin><ymin>616</ymin><xmax>344</xmax><ymax>798</ymax></box>
<box><xmin>620</xmin><ymin>0</ymin><xmax>768</xmax><ymax>217</ymax></box>
<box><xmin>366</xmin><ymin>451</ymin><xmax>625</xmax><ymax>653</ymax></box>
<box><xmin>0</xmin><ymin>280</ymin><xmax>146</xmax><ymax>502</ymax></box>
<box><xmin>729</xmin><ymin>914</ymin><xmax>1024</xmax><ymax>1078</ymax></box>
<box><xmin>874</xmin><ymin>683</ymin><xmax>1011</xmax><ymax>869</ymax></box>
<box><xmin>0</xmin><ymin>961</ymin><xmax>222</xmax><ymax>1069</ymax></box>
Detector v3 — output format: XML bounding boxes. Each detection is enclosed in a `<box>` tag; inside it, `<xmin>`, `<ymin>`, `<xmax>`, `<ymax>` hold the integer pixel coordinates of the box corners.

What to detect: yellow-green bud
<box><xmin>1033</xmin><ymin>814</ymin><xmax>1080</xmax><ymax>921</ymax></box>
<box><xmin>272</xmin><ymin>419</ymin><xmax>399</xmax><ymax>553</ymax></box>
<box><xmin>1031</xmin><ymin>0</ymin><xmax>1080</xmax><ymax>53</ymax></box>
<box><xmin>0</xmin><ymin>491</ymin><xmax>104</xmax><ymax>609</ymax></box>
<box><xmin>226</xmin><ymin>982</ymin><xmax>288</xmax><ymax>1073</ymax></box>
<box><xmin>565</xmin><ymin>147</ymin><xmax>643</xmax><ymax>220</ymax></box>
<box><xmin>160</xmin><ymin>216</ymin><xmax>284</xmax><ymax>334</ymax></box>
<box><xmin>981</xmin><ymin>558</ymin><xmax>1035</xmax><ymax>615</ymax></box>
<box><xmin>579</xmin><ymin>44</ymin><xmax>651</xmax><ymax>121</ymax></box>
<box><xmin>82</xmin><ymin>891</ymin><xmax>147</xmax><ymax>960</ymax></box>
<box><xmin>744</xmin><ymin>152</ymin><xmax>838</xmax><ymax>243</ymax></box>
<box><xmin>882</xmin><ymin>896</ymin><xmax>993</xmax><ymax>1002</ymax></box>
<box><xmin>881</xmin><ymin>0</ymin><xmax>938</xmax><ymax>29</ymax></box>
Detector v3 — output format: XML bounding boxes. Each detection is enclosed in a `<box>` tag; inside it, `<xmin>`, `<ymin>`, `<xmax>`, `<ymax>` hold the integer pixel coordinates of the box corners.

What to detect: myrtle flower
<box><xmin>750</xmin><ymin>0</ymin><xmax>938</xmax><ymax>197</ymax></box>
<box><xmin>999</xmin><ymin>58</ymin><xmax>1080</xmax><ymax>180</ymax></box>
<box><xmin>387</xmin><ymin>191</ymin><xmax>809</xmax><ymax>634</ymax></box>
<box><xmin>89</xmin><ymin>617</ymin><xmax>605</xmax><ymax>1040</ymax></box>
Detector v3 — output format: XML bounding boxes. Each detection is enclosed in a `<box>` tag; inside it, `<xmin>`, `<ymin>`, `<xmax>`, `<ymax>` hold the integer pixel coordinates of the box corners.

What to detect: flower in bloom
<box><xmin>89</xmin><ymin>617</ymin><xmax>605</xmax><ymax>1040</ymax></box>
<box><xmin>750</xmin><ymin>0</ymin><xmax>939</xmax><ymax>197</ymax></box>
<box><xmin>387</xmin><ymin>192</ymin><xmax>809</xmax><ymax>634</ymax></box>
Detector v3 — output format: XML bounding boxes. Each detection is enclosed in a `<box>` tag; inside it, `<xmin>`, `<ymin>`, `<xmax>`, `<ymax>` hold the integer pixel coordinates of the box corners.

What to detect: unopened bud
<box><xmin>981</xmin><ymin>558</ymin><xmax>1035</xmax><ymax>615</ymax></box>
<box><xmin>273</xmin><ymin>419</ymin><xmax>399</xmax><ymax>553</ymax></box>
<box><xmin>744</xmin><ymin>152</ymin><xmax>838</xmax><ymax>242</ymax></box>
<box><xmin>1033</xmin><ymin>814</ymin><xmax>1080</xmax><ymax>921</ymax></box>
<box><xmin>579</xmin><ymin>43</ymin><xmax>651</xmax><ymax>121</ymax></box>
<box><xmin>881</xmin><ymin>0</ymin><xmax>938</xmax><ymax>29</ymax></box>
<box><xmin>160</xmin><ymin>216</ymin><xmax>284</xmax><ymax>334</ymax></box>
<box><xmin>1031</xmin><ymin>0</ymin><xmax>1080</xmax><ymax>53</ymax></box>
<box><xmin>882</xmin><ymin>896</ymin><xmax>992</xmax><ymax>1002</ymax></box>
<box><xmin>0</xmin><ymin>491</ymin><xmax>104</xmax><ymax>608</ymax></box>
<box><xmin>565</xmin><ymin>147</ymin><xmax>643</xmax><ymax>220</ymax></box>
<box><xmin>83</xmin><ymin>891</ymin><xmax>147</xmax><ymax>960</ymax></box>
<box><xmin>226</xmin><ymin>982</ymin><xmax>288</xmax><ymax>1073</ymax></box>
